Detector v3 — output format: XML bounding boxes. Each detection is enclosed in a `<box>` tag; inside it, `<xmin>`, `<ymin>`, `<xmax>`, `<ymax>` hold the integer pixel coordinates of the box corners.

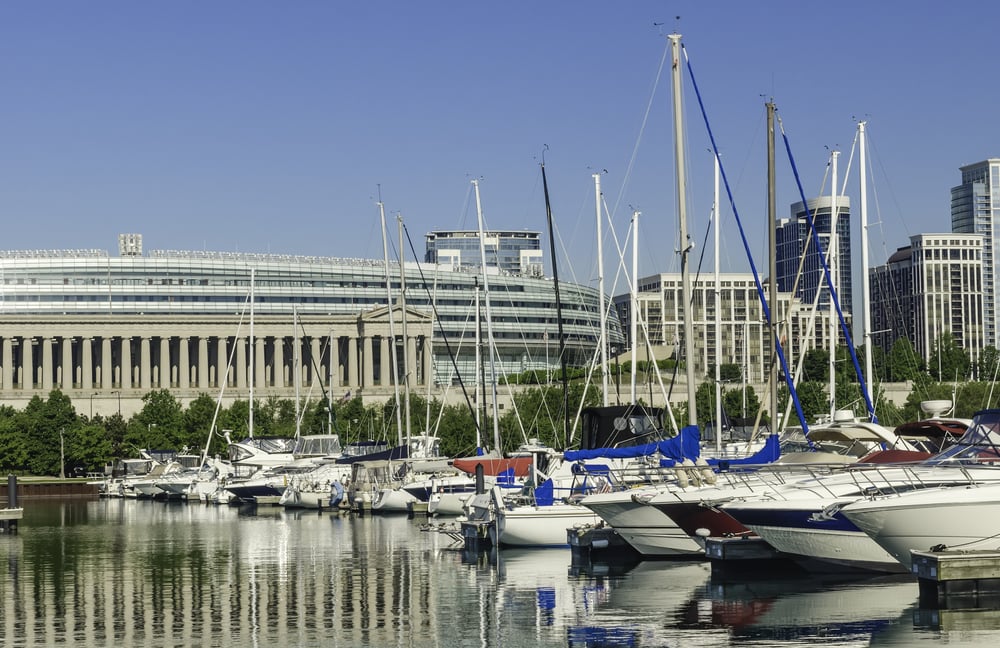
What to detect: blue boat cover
<box><xmin>563</xmin><ymin>425</ymin><xmax>701</xmax><ymax>463</ymax></box>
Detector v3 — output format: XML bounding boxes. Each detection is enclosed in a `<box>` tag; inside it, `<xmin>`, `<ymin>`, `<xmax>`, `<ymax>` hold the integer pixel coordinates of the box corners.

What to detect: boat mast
<box><xmin>829</xmin><ymin>150</ymin><xmax>840</xmax><ymax>421</ymax></box>
<box><xmin>541</xmin><ymin>160</ymin><xmax>569</xmax><ymax>449</ymax></box>
<box><xmin>669</xmin><ymin>33</ymin><xmax>698</xmax><ymax>428</ymax></box>
<box><xmin>713</xmin><ymin>154</ymin><xmax>722</xmax><ymax>454</ymax></box>
<box><xmin>473</xmin><ymin>179</ymin><xmax>502</xmax><ymax>453</ymax></box>
<box><xmin>293</xmin><ymin>305</ymin><xmax>301</xmax><ymax>438</ymax></box>
<box><xmin>379</xmin><ymin>200</ymin><xmax>403</xmax><ymax>446</ymax></box>
<box><xmin>398</xmin><ymin>214</ymin><xmax>411</xmax><ymax>446</ymax></box>
<box><xmin>594</xmin><ymin>172</ymin><xmax>609</xmax><ymax>407</ymax></box>
<box><xmin>766</xmin><ymin>101</ymin><xmax>778</xmax><ymax>433</ymax></box>
<box><xmin>249</xmin><ymin>267</ymin><xmax>255</xmax><ymax>439</ymax></box>
<box><xmin>630</xmin><ymin>210</ymin><xmax>639</xmax><ymax>405</ymax></box>
<box><xmin>859</xmin><ymin>121</ymin><xmax>873</xmax><ymax>405</ymax></box>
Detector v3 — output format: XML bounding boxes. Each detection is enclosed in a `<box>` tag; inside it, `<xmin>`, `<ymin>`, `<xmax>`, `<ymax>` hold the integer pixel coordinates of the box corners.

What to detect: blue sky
<box><xmin>1</xmin><ymin>2</ymin><xmax>995</xmax><ymax>301</ymax></box>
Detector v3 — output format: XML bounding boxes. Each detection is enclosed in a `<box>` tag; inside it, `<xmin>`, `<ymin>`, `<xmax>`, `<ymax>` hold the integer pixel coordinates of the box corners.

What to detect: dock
<box><xmin>912</xmin><ymin>549</ymin><xmax>1000</xmax><ymax>609</ymax></box>
<box><xmin>704</xmin><ymin>535</ymin><xmax>793</xmax><ymax>577</ymax></box>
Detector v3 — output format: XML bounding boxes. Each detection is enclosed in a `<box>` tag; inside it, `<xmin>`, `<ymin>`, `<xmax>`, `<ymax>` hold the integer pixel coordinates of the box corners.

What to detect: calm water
<box><xmin>1</xmin><ymin>499</ymin><xmax>998</xmax><ymax>647</ymax></box>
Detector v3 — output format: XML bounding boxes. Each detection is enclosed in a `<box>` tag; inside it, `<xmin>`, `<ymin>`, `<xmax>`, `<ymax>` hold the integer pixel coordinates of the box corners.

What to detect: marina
<box><xmin>1</xmin><ymin>497</ymin><xmax>1000</xmax><ymax>647</ymax></box>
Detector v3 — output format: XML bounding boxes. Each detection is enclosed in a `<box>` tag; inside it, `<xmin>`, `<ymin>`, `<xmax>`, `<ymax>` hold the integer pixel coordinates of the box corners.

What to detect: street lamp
<box><xmin>89</xmin><ymin>392</ymin><xmax>100</xmax><ymax>419</ymax></box>
<box><xmin>111</xmin><ymin>390</ymin><xmax>121</xmax><ymax>417</ymax></box>
<box><xmin>60</xmin><ymin>428</ymin><xmax>65</xmax><ymax>479</ymax></box>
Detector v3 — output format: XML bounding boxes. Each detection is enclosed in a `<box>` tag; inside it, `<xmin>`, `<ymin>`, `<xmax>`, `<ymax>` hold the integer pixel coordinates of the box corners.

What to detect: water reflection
<box><xmin>1</xmin><ymin>500</ymin><xmax>1000</xmax><ymax>647</ymax></box>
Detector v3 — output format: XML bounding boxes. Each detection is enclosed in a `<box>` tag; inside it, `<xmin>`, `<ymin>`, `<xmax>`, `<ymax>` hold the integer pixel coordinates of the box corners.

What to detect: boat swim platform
<box><xmin>913</xmin><ymin>549</ymin><xmax>1000</xmax><ymax>609</ymax></box>
<box><xmin>568</xmin><ymin>524</ymin><xmax>641</xmax><ymax>565</ymax></box>
<box><xmin>1</xmin><ymin>507</ymin><xmax>23</xmax><ymax>532</ymax></box>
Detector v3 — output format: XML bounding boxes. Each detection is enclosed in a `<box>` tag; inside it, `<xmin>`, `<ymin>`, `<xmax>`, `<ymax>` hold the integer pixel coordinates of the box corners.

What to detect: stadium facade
<box><xmin>0</xmin><ymin>235</ymin><xmax>622</xmax><ymax>416</ymax></box>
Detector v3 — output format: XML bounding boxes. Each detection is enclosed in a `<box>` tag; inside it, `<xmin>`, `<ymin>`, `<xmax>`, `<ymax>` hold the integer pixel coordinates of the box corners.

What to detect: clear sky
<box><xmin>1</xmin><ymin>2</ymin><xmax>996</xmax><ymax>302</ymax></box>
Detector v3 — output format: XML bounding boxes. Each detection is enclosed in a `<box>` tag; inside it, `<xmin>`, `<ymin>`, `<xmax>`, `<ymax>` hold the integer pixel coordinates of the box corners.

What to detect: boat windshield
<box><xmin>925</xmin><ymin>409</ymin><xmax>1000</xmax><ymax>465</ymax></box>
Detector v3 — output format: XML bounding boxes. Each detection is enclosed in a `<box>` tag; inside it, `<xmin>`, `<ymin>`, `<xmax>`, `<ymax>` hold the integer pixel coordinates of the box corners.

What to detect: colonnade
<box><xmin>0</xmin><ymin>309</ymin><xmax>433</xmax><ymax>398</ymax></box>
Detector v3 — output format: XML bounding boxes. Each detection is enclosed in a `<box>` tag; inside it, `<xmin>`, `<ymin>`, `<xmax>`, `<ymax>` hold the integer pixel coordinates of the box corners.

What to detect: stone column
<box><xmin>362</xmin><ymin>336</ymin><xmax>373</xmax><ymax>388</ymax></box>
<box><xmin>121</xmin><ymin>337</ymin><xmax>132</xmax><ymax>390</ymax></box>
<box><xmin>82</xmin><ymin>338</ymin><xmax>93</xmax><ymax>391</ymax></box>
<box><xmin>310</xmin><ymin>337</ymin><xmax>321</xmax><ymax>387</ymax></box>
<box><xmin>159</xmin><ymin>337</ymin><xmax>170</xmax><ymax>387</ymax></box>
<box><xmin>236</xmin><ymin>337</ymin><xmax>246</xmax><ymax>389</ymax></box>
<box><xmin>179</xmin><ymin>337</ymin><xmax>190</xmax><ymax>389</ymax></box>
<box><xmin>217</xmin><ymin>337</ymin><xmax>228</xmax><ymax>388</ymax></box>
<box><xmin>406</xmin><ymin>335</ymin><xmax>417</xmax><ymax>388</ymax></box>
<box><xmin>255</xmin><ymin>337</ymin><xmax>265</xmax><ymax>389</ymax></box>
<box><xmin>140</xmin><ymin>337</ymin><xmax>152</xmax><ymax>390</ymax></box>
<box><xmin>102</xmin><ymin>337</ymin><xmax>112</xmax><ymax>389</ymax></box>
<box><xmin>380</xmin><ymin>336</ymin><xmax>390</xmax><ymax>386</ymax></box>
<box><xmin>273</xmin><ymin>336</ymin><xmax>285</xmax><ymax>388</ymax></box>
<box><xmin>61</xmin><ymin>337</ymin><xmax>74</xmax><ymax>390</ymax></box>
<box><xmin>21</xmin><ymin>338</ymin><xmax>33</xmax><ymax>389</ymax></box>
<box><xmin>42</xmin><ymin>338</ymin><xmax>53</xmax><ymax>391</ymax></box>
<box><xmin>198</xmin><ymin>337</ymin><xmax>208</xmax><ymax>389</ymax></box>
<box><xmin>423</xmin><ymin>337</ymin><xmax>432</xmax><ymax>387</ymax></box>
<box><xmin>348</xmin><ymin>336</ymin><xmax>358</xmax><ymax>387</ymax></box>
<box><xmin>2</xmin><ymin>338</ymin><xmax>11</xmax><ymax>390</ymax></box>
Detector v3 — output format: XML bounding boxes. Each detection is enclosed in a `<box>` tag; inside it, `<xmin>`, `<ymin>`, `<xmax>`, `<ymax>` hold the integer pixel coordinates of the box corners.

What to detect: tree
<box><xmin>928</xmin><ymin>332</ymin><xmax>971</xmax><ymax>382</ymax></box>
<box><xmin>887</xmin><ymin>337</ymin><xmax>922</xmax><ymax>382</ymax></box>
<box><xmin>801</xmin><ymin>348</ymin><xmax>829</xmax><ymax>383</ymax></box>
<box><xmin>977</xmin><ymin>346</ymin><xmax>1000</xmax><ymax>382</ymax></box>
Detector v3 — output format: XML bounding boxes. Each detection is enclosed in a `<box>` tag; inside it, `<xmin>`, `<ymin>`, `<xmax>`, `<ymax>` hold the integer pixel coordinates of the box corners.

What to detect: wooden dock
<box><xmin>912</xmin><ymin>549</ymin><xmax>1000</xmax><ymax>609</ymax></box>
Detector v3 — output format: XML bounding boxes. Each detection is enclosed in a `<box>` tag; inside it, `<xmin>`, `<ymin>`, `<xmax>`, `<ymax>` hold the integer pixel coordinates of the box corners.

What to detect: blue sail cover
<box><xmin>706</xmin><ymin>433</ymin><xmax>781</xmax><ymax>468</ymax></box>
<box><xmin>563</xmin><ymin>426</ymin><xmax>701</xmax><ymax>463</ymax></box>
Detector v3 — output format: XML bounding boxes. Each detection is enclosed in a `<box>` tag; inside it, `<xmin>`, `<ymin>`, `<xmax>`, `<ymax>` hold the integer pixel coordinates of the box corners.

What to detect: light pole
<box><xmin>111</xmin><ymin>390</ymin><xmax>121</xmax><ymax>417</ymax></box>
<box><xmin>89</xmin><ymin>392</ymin><xmax>100</xmax><ymax>419</ymax></box>
<box><xmin>60</xmin><ymin>428</ymin><xmax>65</xmax><ymax>479</ymax></box>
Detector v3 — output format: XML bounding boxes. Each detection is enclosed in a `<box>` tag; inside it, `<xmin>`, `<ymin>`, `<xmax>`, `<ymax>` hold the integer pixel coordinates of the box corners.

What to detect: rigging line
<box><xmin>682</xmin><ymin>43</ymin><xmax>811</xmax><ymax>434</ymax></box>
<box><xmin>609</xmin><ymin>36</ymin><xmax>670</xmax><ymax>221</ymax></box>
<box><xmin>400</xmin><ymin>222</ymin><xmax>483</xmax><ymax>440</ymax></box>
<box><xmin>777</xmin><ymin>117</ymin><xmax>877</xmax><ymax>423</ymax></box>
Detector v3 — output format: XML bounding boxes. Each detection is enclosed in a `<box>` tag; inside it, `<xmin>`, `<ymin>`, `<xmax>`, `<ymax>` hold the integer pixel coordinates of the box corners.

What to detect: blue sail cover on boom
<box><xmin>563</xmin><ymin>426</ymin><xmax>701</xmax><ymax>463</ymax></box>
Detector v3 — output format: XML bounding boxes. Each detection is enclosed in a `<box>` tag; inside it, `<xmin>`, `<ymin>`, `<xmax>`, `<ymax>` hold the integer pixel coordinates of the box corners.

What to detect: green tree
<box><xmin>801</xmin><ymin>348</ymin><xmax>829</xmax><ymax>383</ymax></box>
<box><xmin>977</xmin><ymin>346</ymin><xmax>1000</xmax><ymax>382</ymax></box>
<box><xmin>123</xmin><ymin>389</ymin><xmax>185</xmax><ymax>452</ymax></box>
<box><xmin>21</xmin><ymin>390</ymin><xmax>78</xmax><ymax>475</ymax></box>
<box><xmin>928</xmin><ymin>332</ymin><xmax>971</xmax><ymax>382</ymax></box>
<box><xmin>887</xmin><ymin>337</ymin><xmax>922</xmax><ymax>382</ymax></box>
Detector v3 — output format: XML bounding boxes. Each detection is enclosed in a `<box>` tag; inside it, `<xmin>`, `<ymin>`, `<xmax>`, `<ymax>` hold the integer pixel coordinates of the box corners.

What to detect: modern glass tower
<box><xmin>951</xmin><ymin>159</ymin><xmax>1000</xmax><ymax>348</ymax></box>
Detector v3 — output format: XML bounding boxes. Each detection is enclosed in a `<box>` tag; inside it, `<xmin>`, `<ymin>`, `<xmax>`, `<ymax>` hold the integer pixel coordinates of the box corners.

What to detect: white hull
<box><xmin>427</xmin><ymin>491</ymin><xmax>470</xmax><ymax>517</ymax></box>
<box><xmin>745</xmin><ymin>523</ymin><xmax>904</xmax><ymax>573</ymax></box>
<box><xmin>842</xmin><ymin>484</ymin><xmax>1000</xmax><ymax>569</ymax></box>
<box><xmin>372</xmin><ymin>488</ymin><xmax>418</xmax><ymax>513</ymax></box>
<box><xmin>497</xmin><ymin>504</ymin><xmax>600</xmax><ymax>547</ymax></box>
<box><xmin>578</xmin><ymin>489</ymin><xmax>700</xmax><ymax>556</ymax></box>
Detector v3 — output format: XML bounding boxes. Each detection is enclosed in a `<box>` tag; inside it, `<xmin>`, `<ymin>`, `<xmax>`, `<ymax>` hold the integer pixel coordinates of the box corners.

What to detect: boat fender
<box><xmin>674</xmin><ymin>465</ymin><xmax>689</xmax><ymax>488</ymax></box>
<box><xmin>696</xmin><ymin>457</ymin><xmax>717</xmax><ymax>485</ymax></box>
<box><xmin>681</xmin><ymin>459</ymin><xmax>701</xmax><ymax>487</ymax></box>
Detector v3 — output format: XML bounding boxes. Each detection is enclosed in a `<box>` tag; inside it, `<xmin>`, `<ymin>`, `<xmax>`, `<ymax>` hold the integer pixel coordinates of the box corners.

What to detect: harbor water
<box><xmin>1</xmin><ymin>499</ymin><xmax>998</xmax><ymax>647</ymax></box>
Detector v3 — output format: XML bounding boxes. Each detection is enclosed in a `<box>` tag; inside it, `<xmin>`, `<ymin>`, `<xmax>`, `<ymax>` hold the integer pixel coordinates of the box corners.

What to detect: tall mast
<box><xmin>630</xmin><ymin>210</ymin><xmax>639</xmax><ymax>405</ymax></box>
<box><xmin>713</xmin><ymin>155</ymin><xmax>722</xmax><ymax>454</ymax></box>
<box><xmin>669</xmin><ymin>33</ymin><xmax>698</xmax><ymax>427</ymax></box>
<box><xmin>398</xmin><ymin>214</ymin><xmax>411</xmax><ymax>445</ymax></box>
<box><xmin>249</xmin><ymin>267</ymin><xmax>255</xmax><ymax>438</ymax></box>
<box><xmin>859</xmin><ymin>121</ymin><xmax>873</xmax><ymax>405</ymax></box>
<box><xmin>474</xmin><ymin>278</ymin><xmax>482</xmax><ymax>447</ymax></box>
<box><xmin>766</xmin><ymin>101</ymin><xmax>778</xmax><ymax>432</ymax></box>
<box><xmin>829</xmin><ymin>151</ymin><xmax>840</xmax><ymax>421</ymax></box>
<box><xmin>595</xmin><ymin>172</ymin><xmax>609</xmax><ymax>407</ymax></box>
<box><xmin>293</xmin><ymin>305</ymin><xmax>301</xmax><ymax>438</ymax></box>
<box><xmin>473</xmin><ymin>179</ymin><xmax>502</xmax><ymax>453</ymax></box>
<box><xmin>379</xmin><ymin>201</ymin><xmax>403</xmax><ymax>446</ymax></box>
<box><xmin>542</xmin><ymin>161</ymin><xmax>569</xmax><ymax>449</ymax></box>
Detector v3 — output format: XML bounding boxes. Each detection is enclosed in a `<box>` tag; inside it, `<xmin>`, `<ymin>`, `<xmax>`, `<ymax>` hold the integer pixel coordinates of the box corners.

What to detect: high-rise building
<box><xmin>776</xmin><ymin>196</ymin><xmax>853</xmax><ymax>320</ymax></box>
<box><xmin>424</xmin><ymin>230</ymin><xmax>543</xmax><ymax>277</ymax></box>
<box><xmin>870</xmin><ymin>233</ymin><xmax>984</xmax><ymax>370</ymax></box>
<box><xmin>951</xmin><ymin>159</ymin><xmax>1000</xmax><ymax>348</ymax></box>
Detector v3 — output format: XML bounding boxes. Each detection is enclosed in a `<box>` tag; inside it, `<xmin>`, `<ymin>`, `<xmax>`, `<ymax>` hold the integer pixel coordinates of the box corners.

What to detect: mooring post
<box><xmin>475</xmin><ymin>463</ymin><xmax>484</xmax><ymax>495</ymax></box>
